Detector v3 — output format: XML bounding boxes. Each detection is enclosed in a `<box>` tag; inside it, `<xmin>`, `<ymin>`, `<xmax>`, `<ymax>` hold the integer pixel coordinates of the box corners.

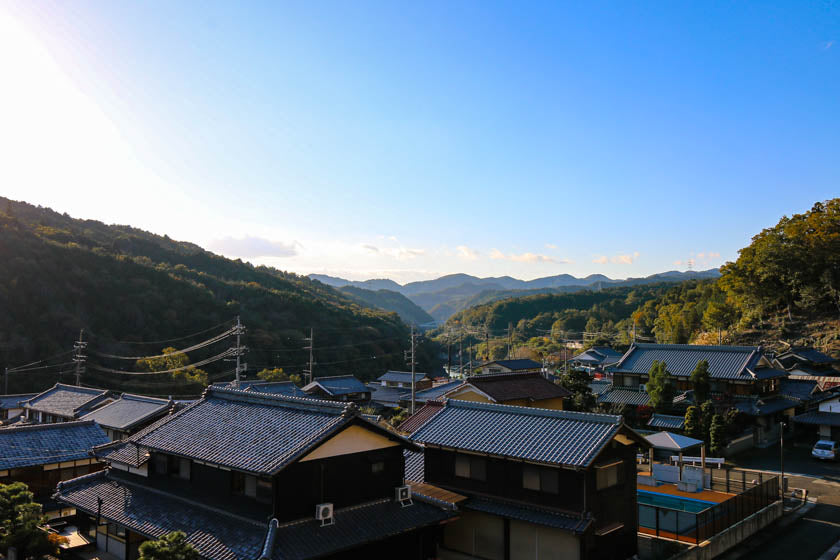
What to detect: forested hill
<box><xmin>336</xmin><ymin>286</ymin><xmax>435</xmax><ymax>326</ymax></box>
<box><xmin>0</xmin><ymin>198</ymin><xmax>437</xmax><ymax>394</ymax></box>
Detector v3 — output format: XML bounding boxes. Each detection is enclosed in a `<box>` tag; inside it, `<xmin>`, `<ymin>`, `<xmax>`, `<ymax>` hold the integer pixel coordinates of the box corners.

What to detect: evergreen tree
<box><xmin>139</xmin><ymin>532</ymin><xmax>199</xmax><ymax>560</ymax></box>
<box><xmin>700</xmin><ymin>401</ymin><xmax>715</xmax><ymax>444</ymax></box>
<box><xmin>0</xmin><ymin>482</ymin><xmax>62</xmax><ymax>557</ymax></box>
<box><xmin>557</xmin><ymin>369</ymin><xmax>596</xmax><ymax>412</ymax></box>
<box><xmin>647</xmin><ymin>360</ymin><xmax>675</xmax><ymax>412</ymax></box>
<box><xmin>684</xmin><ymin>406</ymin><xmax>703</xmax><ymax>440</ymax></box>
<box><xmin>690</xmin><ymin>359</ymin><xmax>711</xmax><ymax>404</ymax></box>
<box><xmin>710</xmin><ymin>414</ymin><xmax>727</xmax><ymax>456</ymax></box>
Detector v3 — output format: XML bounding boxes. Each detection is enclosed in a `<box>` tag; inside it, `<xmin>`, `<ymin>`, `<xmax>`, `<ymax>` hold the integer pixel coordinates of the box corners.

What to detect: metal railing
<box><xmin>639</xmin><ymin>475</ymin><xmax>779</xmax><ymax>544</ymax></box>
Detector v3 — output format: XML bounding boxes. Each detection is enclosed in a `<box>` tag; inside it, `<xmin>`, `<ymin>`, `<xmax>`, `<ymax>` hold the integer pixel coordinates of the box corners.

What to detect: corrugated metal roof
<box><xmin>597</xmin><ymin>388</ymin><xmax>651</xmax><ymax>407</ymax></box>
<box><xmin>464</xmin><ymin>497</ymin><xmax>591</xmax><ymax>534</ymax></box>
<box><xmin>409</xmin><ymin>399</ymin><xmax>623</xmax><ymax>467</ymax></box>
<box><xmin>647</xmin><ymin>414</ymin><xmax>686</xmax><ymax>430</ymax></box>
<box><xmin>80</xmin><ymin>394</ymin><xmax>171</xmax><ymax>431</ymax></box>
<box><xmin>23</xmin><ymin>383</ymin><xmax>112</xmax><ymax>417</ymax></box>
<box><xmin>302</xmin><ymin>375</ymin><xmax>369</xmax><ymax>396</ymax></box>
<box><xmin>612</xmin><ymin>344</ymin><xmax>761</xmax><ymax>380</ymax></box>
<box><xmin>0</xmin><ymin>420</ymin><xmax>109</xmax><ymax>470</ymax></box>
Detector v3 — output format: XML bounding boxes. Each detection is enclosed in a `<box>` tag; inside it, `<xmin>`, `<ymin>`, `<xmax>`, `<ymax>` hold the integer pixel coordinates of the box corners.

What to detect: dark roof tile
<box><xmin>0</xmin><ymin>421</ymin><xmax>108</xmax><ymax>470</ymax></box>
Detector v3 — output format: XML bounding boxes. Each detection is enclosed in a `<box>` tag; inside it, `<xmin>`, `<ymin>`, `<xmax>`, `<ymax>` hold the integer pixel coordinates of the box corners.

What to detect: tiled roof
<box><xmin>80</xmin><ymin>394</ymin><xmax>172</xmax><ymax>431</ymax></box>
<box><xmin>779</xmin><ymin>379</ymin><xmax>820</xmax><ymax>402</ymax></box>
<box><xmin>464</xmin><ymin>372</ymin><xmax>571</xmax><ymax>403</ymax></box>
<box><xmin>748</xmin><ymin>368</ymin><xmax>788</xmax><ymax>380</ymax></box>
<box><xmin>733</xmin><ymin>396</ymin><xmax>799</xmax><ymax>416</ymax></box>
<box><xmin>464</xmin><ymin>497</ymin><xmax>591</xmax><ymax>534</ymax></box>
<box><xmin>398</xmin><ymin>401</ymin><xmax>446</xmax><ymax>434</ymax></box>
<box><xmin>648</xmin><ymin>414</ymin><xmax>686</xmax><ymax>430</ymax></box>
<box><xmin>0</xmin><ymin>393</ymin><xmax>36</xmax><ymax>410</ymax></box>
<box><xmin>404</xmin><ymin>450</ymin><xmax>425</xmax><ymax>482</ymax></box>
<box><xmin>55</xmin><ymin>470</ymin><xmax>268</xmax><ymax>560</ymax></box>
<box><xmin>0</xmin><ymin>421</ymin><xmax>109</xmax><ymax>470</ymax></box>
<box><xmin>378</xmin><ymin>371</ymin><xmax>431</xmax><ymax>383</ymax></box>
<box><xmin>267</xmin><ymin>498</ymin><xmax>455</xmax><ymax>559</ymax></box>
<box><xmin>23</xmin><ymin>383</ymin><xmax>112</xmax><ymax>418</ymax></box>
<box><xmin>573</xmin><ymin>347</ymin><xmax>623</xmax><ymax>365</ymax></box>
<box><xmin>302</xmin><ymin>375</ymin><xmax>369</xmax><ymax>396</ymax></box>
<box><xmin>645</xmin><ymin>431</ymin><xmax>703</xmax><ymax>451</ymax></box>
<box><xmin>597</xmin><ymin>388</ymin><xmax>651</xmax><ymax>407</ymax></box>
<box><xmin>367</xmin><ymin>384</ymin><xmax>405</xmax><ymax>406</ymax></box>
<box><xmin>783</xmin><ymin>347</ymin><xmax>838</xmax><ymax>366</ymax></box>
<box><xmin>408</xmin><ymin>381</ymin><xmax>464</xmax><ymax>403</ymax></box>
<box><xmin>214</xmin><ymin>381</ymin><xmax>308</xmax><ymax>398</ymax></box>
<box><xmin>482</xmin><ymin>359</ymin><xmax>542</xmax><ymax>371</ymax></box>
<box><xmin>410</xmin><ymin>399</ymin><xmax>626</xmax><ymax>467</ymax></box>
<box><xmin>612</xmin><ymin>344</ymin><xmax>762</xmax><ymax>380</ymax></box>
<box><xmin>588</xmin><ymin>381</ymin><xmax>612</xmax><ymax>396</ymax></box>
<box><xmin>794</xmin><ymin>411</ymin><xmax>840</xmax><ymax>427</ymax></box>
<box><xmin>112</xmin><ymin>387</ymin><xmax>414</xmax><ymax>475</ymax></box>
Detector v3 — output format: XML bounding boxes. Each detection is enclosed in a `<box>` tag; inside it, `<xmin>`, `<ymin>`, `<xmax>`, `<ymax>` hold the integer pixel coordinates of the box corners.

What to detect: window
<box><xmin>371</xmin><ymin>461</ymin><xmax>385</xmax><ymax>474</ymax></box>
<box><xmin>522</xmin><ymin>465</ymin><xmax>559</xmax><ymax>493</ymax></box>
<box><xmin>596</xmin><ymin>460</ymin><xmax>623</xmax><ymax>490</ymax></box>
<box><xmin>622</xmin><ymin>376</ymin><xmax>635</xmax><ymax>387</ymax></box>
<box><xmin>455</xmin><ymin>454</ymin><xmax>486</xmax><ymax>481</ymax></box>
<box><xmin>233</xmin><ymin>472</ymin><xmax>268</xmax><ymax>501</ymax></box>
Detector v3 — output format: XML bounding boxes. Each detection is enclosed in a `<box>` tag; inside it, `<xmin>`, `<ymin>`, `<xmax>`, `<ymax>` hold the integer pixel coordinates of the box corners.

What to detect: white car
<box><xmin>812</xmin><ymin>440</ymin><xmax>839</xmax><ymax>461</ymax></box>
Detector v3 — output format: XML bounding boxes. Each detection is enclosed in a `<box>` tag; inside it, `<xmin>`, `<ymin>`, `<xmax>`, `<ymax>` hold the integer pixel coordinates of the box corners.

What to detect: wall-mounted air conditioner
<box><xmin>396</xmin><ymin>485</ymin><xmax>413</xmax><ymax>507</ymax></box>
<box><xmin>315</xmin><ymin>502</ymin><xmax>334</xmax><ymax>526</ymax></box>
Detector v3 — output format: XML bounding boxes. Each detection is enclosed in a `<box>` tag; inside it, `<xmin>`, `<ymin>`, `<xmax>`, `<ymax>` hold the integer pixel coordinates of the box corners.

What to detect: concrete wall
<box><xmin>669</xmin><ymin>501</ymin><xmax>783</xmax><ymax>560</ymax></box>
<box><xmin>723</xmin><ymin>433</ymin><xmax>754</xmax><ymax>457</ymax></box>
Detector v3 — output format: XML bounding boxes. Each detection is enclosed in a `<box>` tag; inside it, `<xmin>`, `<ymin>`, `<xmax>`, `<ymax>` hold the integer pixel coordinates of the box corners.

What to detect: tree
<box><xmin>690</xmin><ymin>360</ymin><xmax>711</xmax><ymax>404</ymax></box>
<box><xmin>0</xmin><ymin>482</ymin><xmax>64</xmax><ymax>557</ymax></box>
<box><xmin>647</xmin><ymin>360</ymin><xmax>675</xmax><ymax>412</ymax></box>
<box><xmin>257</xmin><ymin>367</ymin><xmax>302</xmax><ymax>385</ymax></box>
<box><xmin>709</xmin><ymin>414</ymin><xmax>727</xmax><ymax>456</ymax></box>
<box><xmin>684</xmin><ymin>406</ymin><xmax>703</xmax><ymax>440</ymax></box>
<box><xmin>556</xmin><ymin>369</ymin><xmax>596</xmax><ymax>412</ymax></box>
<box><xmin>136</xmin><ymin>347</ymin><xmax>208</xmax><ymax>385</ymax></box>
<box><xmin>139</xmin><ymin>531</ymin><xmax>199</xmax><ymax>560</ymax></box>
<box><xmin>700</xmin><ymin>401</ymin><xmax>715</xmax><ymax>444</ymax></box>
<box><xmin>702</xmin><ymin>301</ymin><xmax>735</xmax><ymax>344</ymax></box>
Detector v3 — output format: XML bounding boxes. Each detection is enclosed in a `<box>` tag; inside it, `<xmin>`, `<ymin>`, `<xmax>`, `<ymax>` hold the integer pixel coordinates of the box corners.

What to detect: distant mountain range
<box><xmin>309</xmin><ymin>269</ymin><xmax>721</xmax><ymax>322</ymax></box>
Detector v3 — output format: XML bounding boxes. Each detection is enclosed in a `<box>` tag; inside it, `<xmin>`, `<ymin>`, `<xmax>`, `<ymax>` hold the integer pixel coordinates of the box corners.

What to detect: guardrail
<box><xmin>669</xmin><ymin>455</ymin><xmax>725</xmax><ymax>468</ymax></box>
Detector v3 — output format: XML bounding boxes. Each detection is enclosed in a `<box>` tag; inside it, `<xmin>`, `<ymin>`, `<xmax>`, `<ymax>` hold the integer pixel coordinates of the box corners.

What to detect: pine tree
<box><xmin>139</xmin><ymin>532</ymin><xmax>199</xmax><ymax>560</ymax></box>
<box><xmin>647</xmin><ymin>360</ymin><xmax>675</xmax><ymax>412</ymax></box>
<box><xmin>684</xmin><ymin>406</ymin><xmax>703</xmax><ymax>439</ymax></box>
<box><xmin>710</xmin><ymin>414</ymin><xmax>727</xmax><ymax>456</ymax></box>
<box><xmin>690</xmin><ymin>359</ymin><xmax>711</xmax><ymax>404</ymax></box>
<box><xmin>700</xmin><ymin>401</ymin><xmax>715</xmax><ymax>444</ymax></box>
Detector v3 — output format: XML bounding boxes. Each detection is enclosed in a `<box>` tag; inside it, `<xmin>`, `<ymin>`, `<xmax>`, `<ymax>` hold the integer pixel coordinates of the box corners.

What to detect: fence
<box><xmin>639</xmin><ymin>475</ymin><xmax>779</xmax><ymax>544</ymax></box>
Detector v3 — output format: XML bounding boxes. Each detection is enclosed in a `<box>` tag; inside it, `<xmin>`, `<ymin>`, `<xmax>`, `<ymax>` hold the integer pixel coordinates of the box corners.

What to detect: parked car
<box><xmin>812</xmin><ymin>440</ymin><xmax>839</xmax><ymax>460</ymax></box>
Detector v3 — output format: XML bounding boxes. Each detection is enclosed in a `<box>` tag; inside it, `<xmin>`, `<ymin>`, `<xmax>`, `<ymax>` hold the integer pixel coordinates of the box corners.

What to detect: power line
<box><xmin>85</xmin><ymin>319</ymin><xmax>236</xmax><ymax>345</ymax></box>
<box><xmin>86</xmin><ymin>349</ymin><xmax>235</xmax><ymax>375</ymax></box>
<box><xmin>88</xmin><ymin>329</ymin><xmax>234</xmax><ymax>360</ymax></box>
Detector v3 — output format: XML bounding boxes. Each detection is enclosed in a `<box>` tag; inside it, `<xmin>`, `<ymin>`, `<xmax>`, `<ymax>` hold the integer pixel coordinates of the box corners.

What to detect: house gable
<box><xmin>299</xmin><ymin>424</ymin><xmax>401</xmax><ymax>462</ymax></box>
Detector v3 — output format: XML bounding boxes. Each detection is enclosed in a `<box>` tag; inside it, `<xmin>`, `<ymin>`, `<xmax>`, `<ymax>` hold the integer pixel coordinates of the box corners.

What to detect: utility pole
<box><xmin>780</xmin><ymin>421</ymin><xmax>786</xmax><ymax>500</ymax></box>
<box><xmin>458</xmin><ymin>332</ymin><xmax>463</xmax><ymax>378</ymax></box>
<box><xmin>633</xmin><ymin>318</ymin><xmax>636</xmax><ymax>344</ymax></box>
<box><xmin>4</xmin><ymin>367</ymin><xmax>8</xmax><ymax>395</ymax></box>
<box><xmin>446</xmin><ymin>331</ymin><xmax>452</xmax><ymax>377</ymax></box>
<box><xmin>507</xmin><ymin>323</ymin><xmax>513</xmax><ymax>359</ymax></box>
<box><xmin>73</xmin><ymin>329</ymin><xmax>87</xmax><ymax>387</ymax></box>
<box><xmin>232</xmin><ymin>316</ymin><xmax>247</xmax><ymax>388</ymax></box>
<box><xmin>404</xmin><ymin>327</ymin><xmax>419</xmax><ymax>414</ymax></box>
<box><xmin>468</xmin><ymin>339</ymin><xmax>473</xmax><ymax>376</ymax></box>
<box><xmin>303</xmin><ymin>328</ymin><xmax>315</xmax><ymax>385</ymax></box>
<box><xmin>484</xmin><ymin>325</ymin><xmax>490</xmax><ymax>362</ymax></box>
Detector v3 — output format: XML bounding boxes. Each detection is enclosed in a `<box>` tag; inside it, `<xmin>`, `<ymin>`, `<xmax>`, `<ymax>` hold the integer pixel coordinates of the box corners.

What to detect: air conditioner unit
<box><xmin>639</xmin><ymin>384</ymin><xmax>646</xmax><ymax>392</ymax></box>
<box><xmin>315</xmin><ymin>503</ymin><xmax>334</xmax><ymax>526</ymax></box>
<box><xmin>396</xmin><ymin>485</ymin><xmax>413</xmax><ymax>507</ymax></box>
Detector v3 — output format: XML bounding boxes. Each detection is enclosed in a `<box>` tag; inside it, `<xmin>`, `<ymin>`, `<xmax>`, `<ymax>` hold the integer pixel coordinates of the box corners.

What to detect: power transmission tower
<box><xmin>303</xmin><ymin>328</ymin><xmax>315</xmax><ymax>385</ymax></box>
<box><xmin>404</xmin><ymin>327</ymin><xmax>420</xmax><ymax>414</ymax></box>
<box><xmin>73</xmin><ymin>329</ymin><xmax>87</xmax><ymax>386</ymax></box>
<box><xmin>230</xmin><ymin>316</ymin><xmax>247</xmax><ymax>388</ymax></box>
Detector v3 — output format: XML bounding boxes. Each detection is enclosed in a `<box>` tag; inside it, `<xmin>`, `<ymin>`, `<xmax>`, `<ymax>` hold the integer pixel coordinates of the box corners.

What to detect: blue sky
<box><xmin>2</xmin><ymin>1</ymin><xmax>837</xmax><ymax>282</ymax></box>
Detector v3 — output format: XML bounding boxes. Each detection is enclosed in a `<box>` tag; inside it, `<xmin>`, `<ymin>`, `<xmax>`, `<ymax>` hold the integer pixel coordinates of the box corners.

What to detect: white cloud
<box><xmin>362</xmin><ymin>244</ymin><xmax>380</xmax><ymax>254</ymax></box>
<box><xmin>456</xmin><ymin>245</ymin><xmax>480</xmax><ymax>260</ymax></box>
<box><xmin>545</xmin><ymin>243</ymin><xmax>558</xmax><ymax>250</ymax></box>
<box><xmin>490</xmin><ymin>249</ymin><xmax>506</xmax><ymax>260</ymax></box>
<box><xmin>673</xmin><ymin>260</ymin><xmax>684</xmax><ymax>266</ymax></box>
<box><xmin>823</xmin><ymin>40</ymin><xmax>835</xmax><ymax>50</ymax></box>
<box><xmin>210</xmin><ymin>236</ymin><xmax>299</xmax><ymax>258</ymax></box>
<box><xmin>593</xmin><ymin>252</ymin><xmax>640</xmax><ymax>265</ymax></box>
<box><xmin>490</xmin><ymin>249</ymin><xmax>566</xmax><ymax>264</ymax></box>
<box><xmin>592</xmin><ymin>256</ymin><xmax>609</xmax><ymax>264</ymax></box>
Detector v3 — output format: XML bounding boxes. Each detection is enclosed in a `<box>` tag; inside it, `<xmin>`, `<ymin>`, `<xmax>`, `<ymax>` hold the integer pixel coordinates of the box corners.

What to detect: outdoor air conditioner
<box><xmin>396</xmin><ymin>485</ymin><xmax>413</xmax><ymax>507</ymax></box>
<box><xmin>315</xmin><ymin>503</ymin><xmax>334</xmax><ymax>526</ymax></box>
<box><xmin>639</xmin><ymin>384</ymin><xmax>646</xmax><ymax>392</ymax></box>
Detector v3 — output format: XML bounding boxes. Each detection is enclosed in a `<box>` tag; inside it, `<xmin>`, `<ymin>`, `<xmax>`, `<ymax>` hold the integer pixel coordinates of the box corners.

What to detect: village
<box><xmin>2</xmin><ymin>339</ymin><xmax>839</xmax><ymax>560</ymax></box>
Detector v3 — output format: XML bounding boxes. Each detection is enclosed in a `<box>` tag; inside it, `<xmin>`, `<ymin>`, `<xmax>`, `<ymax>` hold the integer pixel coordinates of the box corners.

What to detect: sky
<box><xmin>1</xmin><ymin>1</ymin><xmax>837</xmax><ymax>284</ymax></box>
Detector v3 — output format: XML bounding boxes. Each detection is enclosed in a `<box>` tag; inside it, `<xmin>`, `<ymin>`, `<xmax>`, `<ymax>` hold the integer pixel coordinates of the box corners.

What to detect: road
<box><xmin>724</xmin><ymin>443</ymin><xmax>840</xmax><ymax>560</ymax></box>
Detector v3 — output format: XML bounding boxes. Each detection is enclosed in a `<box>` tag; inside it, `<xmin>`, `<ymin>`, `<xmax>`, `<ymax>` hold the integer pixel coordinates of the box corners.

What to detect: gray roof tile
<box><xmin>0</xmin><ymin>421</ymin><xmax>109</xmax><ymax>470</ymax></box>
<box><xmin>464</xmin><ymin>497</ymin><xmax>591</xmax><ymax>534</ymax></box>
<box><xmin>647</xmin><ymin>414</ymin><xmax>686</xmax><ymax>430</ymax></box>
<box><xmin>302</xmin><ymin>375</ymin><xmax>369</xmax><ymax>396</ymax></box>
<box><xmin>23</xmin><ymin>383</ymin><xmax>112</xmax><ymax>418</ymax></box>
<box><xmin>378</xmin><ymin>371</ymin><xmax>431</xmax><ymax>383</ymax></box>
<box><xmin>612</xmin><ymin>344</ymin><xmax>762</xmax><ymax>380</ymax></box>
<box><xmin>597</xmin><ymin>388</ymin><xmax>651</xmax><ymax>407</ymax></box>
<box><xmin>410</xmin><ymin>399</ymin><xmax>624</xmax><ymax>467</ymax></box>
<box><xmin>80</xmin><ymin>394</ymin><xmax>172</xmax><ymax>431</ymax></box>
<box><xmin>0</xmin><ymin>393</ymin><xmax>36</xmax><ymax>410</ymax></box>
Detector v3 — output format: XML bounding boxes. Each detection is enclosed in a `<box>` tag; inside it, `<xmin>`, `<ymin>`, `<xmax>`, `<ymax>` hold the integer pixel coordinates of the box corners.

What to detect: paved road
<box><xmin>729</xmin><ymin>442</ymin><xmax>840</xmax><ymax>480</ymax></box>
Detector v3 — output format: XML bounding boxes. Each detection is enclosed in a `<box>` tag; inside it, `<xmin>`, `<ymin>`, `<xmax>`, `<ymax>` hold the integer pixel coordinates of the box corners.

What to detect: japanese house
<box><xmin>378</xmin><ymin>370</ymin><xmax>433</xmax><ymax>390</ymax></box>
<box><xmin>54</xmin><ymin>386</ymin><xmax>457</xmax><ymax>560</ymax></box>
<box><xmin>80</xmin><ymin>393</ymin><xmax>175</xmax><ymax>441</ymax></box>
<box><xmin>399</xmin><ymin>380</ymin><xmax>464</xmax><ymax>410</ymax></box>
<box><xmin>478</xmin><ymin>359</ymin><xmax>542</xmax><ymax>375</ymax></box>
<box><xmin>0</xmin><ymin>421</ymin><xmax>108</xmax><ymax>516</ymax></box>
<box><xmin>444</xmin><ymin>371</ymin><xmax>570</xmax><ymax>410</ymax></box>
<box><xmin>571</xmin><ymin>347</ymin><xmax>624</xmax><ymax>372</ymax></box>
<box><xmin>0</xmin><ymin>392</ymin><xmax>36</xmax><ymax>424</ymax></box>
<box><xmin>23</xmin><ymin>383</ymin><xmax>115</xmax><ymax>424</ymax></box>
<box><xmin>407</xmin><ymin>399</ymin><xmax>649</xmax><ymax>560</ymax></box>
<box><xmin>794</xmin><ymin>393</ymin><xmax>840</xmax><ymax>442</ymax></box>
<box><xmin>302</xmin><ymin>374</ymin><xmax>371</xmax><ymax>403</ymax></box>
